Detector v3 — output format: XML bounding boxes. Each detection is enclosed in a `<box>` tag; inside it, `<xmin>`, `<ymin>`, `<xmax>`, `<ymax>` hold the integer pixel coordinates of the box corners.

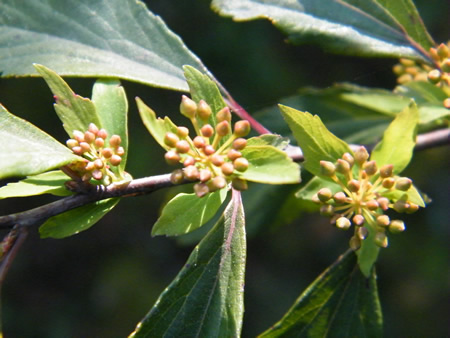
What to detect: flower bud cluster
<box><xmin>312</xmin><ymin>146</ymin><xmax>419</xmax><ymax>251</ymax></box>
<box><xmin>166</xmin><ymin>95</ymin><xmax>251</xmax><ymax>197</ymax></box>
<box><xmin>393</xmin><ymin>42</ymin><xmax>450</xmax><ymax>108</ymax></box>
<box><xmin>65</xmin><ymin>123</ymin><xmax>125</xmax><ymax>185</ymax></box>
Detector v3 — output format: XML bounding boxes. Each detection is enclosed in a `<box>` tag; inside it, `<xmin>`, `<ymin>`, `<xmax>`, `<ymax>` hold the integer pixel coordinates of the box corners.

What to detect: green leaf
<box><xmin>91</xmin><ymin>79</ymin><xmax>129</xmax><ymax>171</ymax></box>
<box><xmin>0</xmin><ymin>170</ymin><xmax>72</xmax><ymax>199</ymax></box>
<box><xmin>0</xmin><ymin>0</ymin><xmax>207</xmax><ymax>91</ymax></box>
<box><xmin>0</xmin><ymin>104</ymin><xmax>80</xmax><ymax>180</ymax></box>
<box><xmin>259</xmin><ymin>250</ymin><xmax>382</xmax><ymax>337</ymax></box>
<box><xmin>152</xmin><ymin>188</ymin><xmax>228</xmax><ymax>236</ymax></box>
<box><xmin>137</xmin><ymin>98</ymin><xmax>179</xmax><ymax>150</ymax></box>
<box><xmin>280</xmin><ymin>105</ymin><xmax>352</xmax><ymax>177</ymax></box>
<box><xmin>240</xmin><ymin>145</ymin><xmax>300</xmax><ymax>184</ymax></box>
<box><xmin>35</xmin><ymin>64</ymin><xmax>101</xmax><ymax>137</ymax></box>
<box><xmin>246</xmin><ymin>134</ymin><xmax>290</xmax><ymax>150</ymax></box>
<box><xmin>370</xmin><ymin>101</ymin><xmax>419</xmax><ymax>174</ymax></box>
<box><xmin>131</xmin><ymin>191</ymin><xmax>246</xmax><ymax>337</ymax></box>
<box><xmin>39</xmin><ymin>198</ymin><xmax>119</xmax><ymax>239</ymax></box>
<box><xmin>295</xmin><ymin>176</ymin><xmax>341</xmax><ymax>200</ymax></box>
<box><xmin>211</xmin><ymin>0</ymin><xmax>433</xmax><ymax>60</ymax></box>
<box><xmin>381</xmin><ymin>184</ymin><xmax>425</xmax><ymax>208</ymax></box>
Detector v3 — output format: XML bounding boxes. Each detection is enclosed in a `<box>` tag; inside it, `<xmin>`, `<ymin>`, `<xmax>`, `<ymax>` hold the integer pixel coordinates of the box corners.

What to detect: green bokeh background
<box><xmin>0</xmin><ymin>0</ymin><xmax>448</xmax><ymax>336</ymax></box>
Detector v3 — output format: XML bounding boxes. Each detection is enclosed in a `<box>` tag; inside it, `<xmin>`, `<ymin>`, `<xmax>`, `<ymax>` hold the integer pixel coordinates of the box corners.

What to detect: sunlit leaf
<box><xmin>0</xmin><ymin>0</ymin><xmax>207</xmax><ymax>91</ymax></box>
<box><xmin>246</xmin><ymin>134</ymin><xmax>290</xmax><ymax>150</ymax></box>
<box><xmin>0</xmin><ymin>104</ymin><xmax>80</xmax><ymax>180</ymax></box>
<box><xmin>296</xmin><ymin>176</ymin><xmax>341</xmax><ymax>200</ymax></box>
<box><xmin>259</xmin><ymin>250</ymin><xmax>382</xmax><ymax>337</ymax></box>
<box><xmin>131</xmin><ymin>191</ymin><xmax>246</xmax><ymax>337</ymax></box>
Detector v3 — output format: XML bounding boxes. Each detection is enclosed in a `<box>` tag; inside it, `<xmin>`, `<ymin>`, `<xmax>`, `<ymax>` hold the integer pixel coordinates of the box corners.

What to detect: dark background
<box><xmin>0</xmin><ymin>0</ymin><xmax>448</xmax><ymax>337</ymax></box>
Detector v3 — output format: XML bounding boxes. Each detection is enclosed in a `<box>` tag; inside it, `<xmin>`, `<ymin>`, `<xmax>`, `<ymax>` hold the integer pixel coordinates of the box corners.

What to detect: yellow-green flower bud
<box><xmin>437</xmin><ymin>43</ymin><xmax>449</xmax><ymax>59</ymax></box>
<box><xmin>216</xmin><ymin>120</ymin><xmax>231</xmax><ymax>136</ymax></box>
<box><xmin>376</xmin><ymin>214</ymin><xmax>390</xmax><ymax>227</ymax></box>
<box><xmin>209</xmin><ymin>176</ymin><xmax>227</xmax><ymax>191</ymax></box>
<box><xmin>227</xmin><ymin>149</ymin><xmax>242</xmax><ymax>161</ymax></box>
<box><xmin>164</xmin><ymin>132</ymin><xmax>179</xmax><ymax>148</ymax></box>
<box><xmin>109</xmin><ymin>135</ymin><xmax>122</xmax><ymax>148</ymax></box>
<box><xmin>352</xmin><ymin>214</ymin><xmax>365</xmax><ymax>226</ymax></box>
<box><xmin>393</xmin><ymin>199</ymin><xmax>409</xmax><ymax>213</ymax></box>
<box><xmin>204</xmin><ymin>145</ymin><xmax>216</xmax><ymax>155</ymax></box>
<box><xmin>336</xmin><ymin>159</ymin><xmax>351</xmax><ymax>174</ymax></box>
<box><xmin>317</xmin><ymin>188</ymin><xmax>333</xmax><ymax>202</ymax></box>
<box><xmin>180</xmin><ymin>95</ymin><xmax>197</xmax><ymax>118</ymax></box>
<box><xmin>98</xmin><ymin>129</ymin><xmax>108</xmax><ymax>140</ymax></box>
<box><xmin>177</xmin><ymin>126</ymin><xmax>189</xmax><ymax>138</ymax></box>
<box><xmin>72</xmin><ymin>146</ymin><xmax>83</xmax><ymax>155</ymax></box>
<box><xmin>79</xmin><ymin>142</ymin><xmax>91</xmax><ymax>153</ymax></box>
<box><xmin>95</xmin><ymin>138</ymin><xmax>105</xmax><ymax>148</ymax></box>
<box><xmin>88</xmin><ymin>123</ymin><xmax>99</xmax><ymax>135</ymax></box>
<box><xmin>234</xmin><ymin>157</ymin><xmax>249</xmax><ymax>172</ymax></box>
<box><xmin>427</xmin><ymin>69</ymin><xmax>441</xmax><ymax>84</ymax></box>
<box><xmin>363</xmin><ymin>160</ymin><xmax>378</xmax><ymax>176</ymax></box>
<box><xmin>216</xmin><ymin>107</ymin><xmax>231</xmax><ymax>122</ymax></box>
<box><xmin>349</xmin><ymin>236</ymin><xmax>361</xmax><ymax>251</ymax></box>
<box><xmin>176</xmin><ymin>140</ymin><xmax>190</xmax><ymax>154</ymax></box>
<box><xmin>164</xmin><ymin>150</ymin><xmax>180</xmax><ymax>165</ymax></box>
<box><xmin>389</xmin><ymin>220</ymin><xmax>405</xmax><ymax>233</ymax></box>
<box><xmin>197</xmin><ymin>100</ymin><xmax>212</xmax><ymax>121</ymax></box>
<box><xmin>442</xmin><ymin>59</ymin><xmax>450</xmax><ymax>73</ymax></box>
<box><xmin>357</xmin><ymin>226</ymin><xmax>368</xmax><ymax>240</ymax></box>
<box><xmin>221</xmin><ymin>162</ymin><xmax>235</xmax><ymax>176</ymax></box>
<box><xmin>116</xmin><ymin>146</ymin><xmax>125</xmax><ymax>156</ymax></box>
<box><xmin>170</xmin><ymin>169</ymin><xmax>184</xmax><ymax>184</ymax></box>
<box><xmin>406</xmin><ymin>202</ymin><xmax>419</xmax><ymax>214</ymax></box>
<box><xmin>374</xmin><ymin>232</ymin><xmax>388</xmax><ymax>248</ymax></box>
<box><xmin>73</xmin><ymin>130</ymin><xmax>85</xmax><ymax>143</ymax></box>
<box><xmin>232</xmin><ymin>138</ymin><xmax>247</xmax><ymax>150</ymax></box>
<box><xmin>194</xmin><ymin>183</ymin><xmax>209</xmax><ymax>197</ymax></box>
<box><xmin>109</xmin><ymin>154</ymin><xmax>122</xmax><ymax>166</ymax></box>
<box><xmin>395</xmin><ymin>177</ymin><xmax>412</xmax><ymax>191</ymax></box>
<box><xmin>320</xmin><ymin>161</ymin><xmax>336</xmax><ymax>177</ymax></box>
<box><xmin>210</xmin><ymin>154</ymin><xmax>225</xmax><ymax>167</ymax></box>
<box><xmin>382</xmin><ymin>177</ymin><xmax>395</xmax><ymax>189</ymax></box>
<box><xmin>66</xmin><ymin>139</ymin><xmax>78</xmax><ymax>149</ymax></box>
<box><xmin>354</xmin><ymin>146</ymin><xmax>369</xmax><ymax>165</ymax></box>
<box><xmin>199</xmin><ymin>169</ymin><xmax>212</xmax><ymax>183</ymax></box>
<box><xmin>94</xmin><ymin>159</ymin><xmax>104</xmax><ymax>169</ymax></box>
<box><xmin>102</xmin><ymin>148</ymin><xmax>113</xmax><ymax>159</ymax></box>
<box><xmin>366</xmin><ymin>199</ymin><xmax>379</xmax><ymax>211</ymax></box>
<box><xmin>193</xmin><ymin>136</ymin><xmax>206</xmax><ymax>149</ymax></box>
<box><xmin>379</xmin><ymin>164</ymin><xmax>394</xmax><ymax>178</ymax></box>
<box><xmin>84</xmin><ymin>131</ymin><xmax>96</xmax><ymax>144</ymax></box>
<box><xmin>233</xmin><ymin>120</ymin><xmax>251</xmax><ymax>137</ymax></box>
<box><xmin>333</xmin><ymin>191</ymin><xmax>347</xmax><ymax>204</ymax></box>
<box><xmin>231</xmin><ymin>178</ymin><xmax>248</xmax><ymax>191</ymax></box>
<box><xmin>184</xmin><ymin>165</ymin><xmax>200</xmax><ymax>180</ymax></box>
<box><xmin>200</xmin><ymin>124</ymin><xmax>214</xmax><ymax>138</ymax></box>
<box><xmin>348</xmin><ymin>179</ymin><xmax>360</xmax><ymax>193</ymax></box>
<box><xmin>336</xmin><ymin>216</ymin><xmax>351</xmax><ymax>230</ymax></box>
<box><xmin>92</xmin><ymin>169</ymin><xmax>103</xmax><ymax>180</ymax></box>
<box><xmin>342</xmin><ymin>152</ymin><xmax>354</xmax><ymax>167</ymax></box>
<box><xmin>85</xmin><ymin>161</ymin><xmax>95</xmax><ymax>171</ymax></box>
<box><xmin>183</xmin><ymin>156</ymin><xmax>195</xmax><ymax>167</ymax></box>
<box><xmin>319</xmin><ymin>204</ymin><xmax>334</xmax><ymax>216</ymax></box>
<box><xmin>311</xmin><ymin>193</ymin><xmax>321</xmax><ymax>204</ymax></box>
<box><xmin>377</xmin><ymin>197</ymin><xmax>390</xmax><ymax>211</ymax></box>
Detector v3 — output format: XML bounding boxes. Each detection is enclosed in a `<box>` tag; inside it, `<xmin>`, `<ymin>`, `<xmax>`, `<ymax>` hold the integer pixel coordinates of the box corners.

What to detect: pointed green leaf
<box><xmin>246</xmin><ymin>134</ymin><xmax>290</xmax><ymax>150</ymax></box>
<box><xmin>0</xmin><ymin>104</ymin><xmax>80</xmax><ymax>180</ymax></box>
<box><xmin>137</xmin><ymin>98</ymin><xmax>179</xmax><ymax>150</ymax></box>
<box><xmin>356</xmin><ymin>222</ymin><xmax>380</xmax><ymax>278</ymax></box>
<box><xmin>39</xmin><ymin>198</ymin><xmax>119</xmax><ymax>239</ymax></box>
<box><xmin>0</xmin><ymin>170</ymin><xmax>72</xmax><ymax>199</ymax></box>
<box><xmin>152</xmin><ymin>188</ymin><xmax>228</xmax><ymax>237</ymax></box>
<box><xmin>240</xmin><ymin>145</ymin><xmax>300</xmax><ymax>184</ymax></box>
<box><xmin>381</xmin><ymin>184</ymin><xmax>425</xmax><ymax>208</ymax></box>
<box><xmin>280</xmin><ymin>105</ymin><xmax>352</xmax><ymax>177</ymax></box>
<box><xmin>211</xmin><ymin>0</ymin><xmax>433</xmax><ymax>60</ymax></box>
<box><xmin>0</xmin><ymin>0</ymin><xmax>207</xmax><ymax>91</ymax></box>
<box><xmin>370</xmin><ymin>101</ymin><xmax>419</xmax><ymax>174</ymax></box>
<box><xmin>35</xmin><ymin>64</ymin><xmax>101</xmax><ymax>136</ymax></box>
<box><xmin>91</xmin><ymin>79</ymin><xmax>129</xmax><ymax>170</ymax></box>
<box><xmin>131</xmin><ymin>191</ymin><xmax>246</xmax><ymax>337</ymax></box>
<box><xmin>259</xmin><ymin>250</ymin><xmax>382</xmax><ymax>337</ymax></box>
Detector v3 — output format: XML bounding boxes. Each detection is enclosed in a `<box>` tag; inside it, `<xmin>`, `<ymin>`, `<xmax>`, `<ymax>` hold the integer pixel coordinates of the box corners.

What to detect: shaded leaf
<box><xmin>240</xmin><ymin>145</ymin><xmax>300</xmax><ymax>184</ymax></box>
<box><xmin>259</xmin><ymin>250</ymin><xmax>382</xmax><ymax>337</ymax></box>
<box><xmin>211</xmin><ymin>0</ymin><xmax>433</xmax><ymax>60</ymax></box>
<box><xmin>370</xmin><ymin>101</ymin><xmax>419</xmax><ymax>174</ymax></box>
<box><xmin>0</xmin><ymin>104</ymin><xmax>80</xmax><ymax>180</ymax></box>
<box><xmin>356</xmin><ymin>222</ymin><xmax>380</xmax><ymax>278</ymax></box>
<box><xmin>0</xmin><ymin>170</ymin><xmax>72</xmax><ymax>199</ymax></box>
<box><xmin>0</xmin><ymin>0</ymin><xmax>207</xmax><ymax>91</ymax></box>
<box><xmin>280</xmin><ymin>105</ymin><xmax>352</xmax><ymax>177</ymax></box>
<box><xmin>39</xmin><ymin>198</ymin><xmax>119</xmax><ymax>239</ymax></box>
<box><xmin>152</xmin><ymin>188</ymin><xmax>228</xmax><ymax>237</ymax></box>
<box><xmin>131</xmin><ymin>191</ymin><xmax>246</xmax><ymax>337</ymax></box>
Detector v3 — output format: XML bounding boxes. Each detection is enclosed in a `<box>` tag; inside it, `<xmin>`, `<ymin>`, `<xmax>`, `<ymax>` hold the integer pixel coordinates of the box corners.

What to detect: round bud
<box><xmin>395</xmin><ymin>177</ymin><xmax>412</xmax><ymax>191</ymax></box>
<box><xmin>88</xmin><ymin>123</ymin><xmax>99</xmax><ymax>135</ymax></box>
<box><xmin>81</xmin><ymin>172</ymin><xmax>92</xmax><ymax>181</ymax></box>
<box><xmin>233</xmin><ymin>120</ymin><xmax>251</xmax><ymax>137</ymax></box>
<box><xmin>377</xmin><ymin>197</ymin><xmax>390</xmax><ymax>211</ymax></box>
<box><xmin>164</xmin><ymin>150</ymin><xmax>180</xmax><ymax>165</ymax></box>
<box><xmin>176</xmin><ymin>140</ymin><xmax>190</xmax><ymax>154</ymax></box>
<box><xmin>199</xmin><ymin>169</ymin><xmax>212</xmax><ymax>182</ymax></box>
<box><xmin>437</xmin><ymin>43</ymin><xmax>449</xmax><ymax>58</ymax></box>
<box><xmin>231</xmin><ymin>178</ymin><xmax>248</xmax><ymax>191</ymax></box>
<box><xmin>374</xmin><ymin>232</ymin><xmax>388</xmax><ymax>248</ymax></box>
<box><xmin>66</xmin><ymin>139</ymin><xmax>78</xmax><ymax>149</ymax></box>
<box><xmin>317</xmin><ymin>188</ymin><xmax>332</xmax><ymax>202</ymax></box>
<box><xmin>197</xmin><ymin>100</ymin><xmax>212</xmax><ymax>121</ymax></box>
<box><xmin>232</xmin><ymin>138</ymin><xmax>247</xmax><ymax>150</ymax></box>
<box><xmin>444</xmin><ymin>98</ymin><xmax>450</xmax><ymax>109</ymax></box>
<box><xmin>164</xmin><ymin>132</ymin><xmax>180</xmax><ymax>148</ymax></box>
<box><xmin>382</xmin><ymin>177</ymin><xmax>395</xmax><ymax>189</ymax></box>
<box><xmin>97</xmin><ymin>129</ymin><xmax>108</xmax><ymax>140</ymax></box>
<box><xmin>94</xmin><ymin>159</ymin><xmax>104</xmax><ymax>169</ymax></box>
<box><xmin>79</xmin><ymin>142</ymin><xmax>91</xmax><ymax>153</ymax></box>
<box><xmin>357</xmin><ymin>226</ymin><xmax>369</xmax><ymax>240</ymax></box>
<box><xmin>406</xmin><ymin>203</ymin><xmax>419</xmax><ymax>214</ymax></box>
<box><xmin>349</xmin><ymin>236</ymin><xmax>361</xmax><ymax>251</ymax></box>
<box><xmin>73</xmin><ymin>130</ymin><xmax>85</xmax><ymax>143</ymax></box>
<box><xmin>442</xmin><ymin>59</ymin><xmax>450</xmax><ymax>73</ymax></box>
<box><xmin>233</xmin><ymin>157</ymin><xmax>249</xmax><ymax>172</ymax></box>
<box><xmin>347</xmin><ymin>179</ymin><xmax>360</xmax><ymax>193</ymax></box>
<box><xmin>397</xmin><ymin>73</ymin><xmax>413</xmax><ymax>84</ymax></box>
<box><xmin>92</xmin><ymin>169</ymin><xmax>103</xmax><ymax>180</ymax></box>
<box><xmin>216</xmin><ymin>120</ymin><xmax>231</xmax><ymax>137</ymax></box>
<box><xmin>335</xmin><ymin>217</ymin><xmax>351</xmax><ymax>230</ymax></box>
<box><xmin>400</xmin><ymin>58</ymin><xmax>415</xmax><ymax>67</ymax></box>
<box><xmin>376</xmin><ymin>214</ymin><xmax>390</xmax><ymax>227</ymax></box>
<box><xmin>85</xmin><ymin>161</ymin><xmax>95</xmax><ymax>171</ymax></box>
<box><xmin>194</xmin><ymin>183</ymin><xmax>210</xmax><ymax>197</ymax></box>
<box><xmin>177</xmin><ymin>126</ymin><xmax>189</xmax><ymax>138</ymax></box>
<box><xmin>84</xmin><ymin>131</ymin><xmax>95</xmax><ymax>143</ymax></box>
<box><xmin>200</xmin><ymin>124</ymin><xmax>214</xmax><ymax>138</ymax></box>
<box><xmin>72</xmin><ymin>146</ymin><xmax>83</xmax><ymax>155</ymax></box>
<box><xmin>319</xmin><ymin>204</ymin><xmax>334</xmax><ymax>217</ymax></box>
<box><xmin>221</xmin><ymin>162</ymin><xmax>235</xmax><ymax>176</ymax></box>
<box><xmin>102</xmin><ymin>148</ymin><xmax>113</xmax><ymax>159</ymax></box>
<box><xmin>392</xmin><ymin>64</ymin><xmax>404</xmax><ymax>75</ymax></box>
<box><xmin>379</xmin><ymin>164</ymin><xmax>394</xmax><ymax>178</ymax></box>
<box><xmin>389</xmin><ymin>220</ymin><xmax>405</xmax><ymax>234</ymax></box>
<box><xmin>204</xmin><ymin>145</ymin><xmax>216</xmax><ymax>156</ymax></box>
<box><xmin>183</xmin><ymin>156</ymin><xmax>195</xmax><ymax>167</ymax></box>
<box><xmin>352</xmin><ymin>214</ymin><xmax>365</xmax><ymax>226</ymax></box>
<box><xmin>170</xmin><ymin>169</ymin><xmax>185</xmax><ymax>184</ymax></box>
<box><xmin>366</xmin><ymin>199</ymin><xmax>379</xmax><ymax>211</ymax></box>
<box><xmin>227</xmin><ymin>149</ymin><xmax>242</xmax><ymax>161</ymax></box>
<box><xmin>210</xmin><ymin>154</ymin><xmax>225</xmax><ymax>167</ymax></box>
<box><xmin>216</xmin><ymin>107</ymin><xmax>231</xmax><ymax>122</ymax></box>
<box><xmin>109</xmin><ymin>155</ymin><xmax>122</xmax><ymax>166</ymax></box>
<box><xmin>116</xmin><ymin>146</ymin><xmax>125</xmax><ymax>156</ymax></box>
<box><xmin>393</xmin><ymin>199</ymin><xmax>410</xmax><ymax>213</ymax></box>
<box><xmin>427</xmin><ymin>69</ymin><xmax>441</xmax><ymax>84</ymax></box>
<box><xmin>342</xmin><ymin>153</ymin><xmax>354</xmax><ymax>167</ymax></box>
<box><xmin>333</xmin><ymin>191</ymin><xmax>347</xmax><ymax>204</ymax></box>
<box><xmin>320</xmin><ymin>161</ymin><xmax>336</xmax><ymax>177</ymax></box>
<box><xmin>336</xmin><ymin>159</ymin><xmax>351</xmax><ymax>174</ymax></box>
<box><xmin>354</xmin><ymin>146</ymin><xmax>369</xmax><ymax>165</ymax></box>
<box><xmin>184</xmin><ymin>165</ymin><xmax>200</xmax><ymax>181</ymax></box>
<box><xmin>193</xmin><ymin>136</ymin><xmax>206</xmax><ymax>149</ymax></box>
<box><xmin>95</xmin><ymin>137</ymin><xmax>105</xmax><ymax>148</ymax></box>
<box><xmin>180</xmin><ymin>95</ymin><xmax>197</xmax><ymax>118</ymax></box>
<box><xmin>209</xmin><ymin>176</ymin><xmax>227</xmax><ymax>191</ymax></box>
<box><xmin>363</xmin><ymin>160</ymin><xmax>378</xmax><ymax>176</ymax></box>
<box><xmin>311</xmin><ymin>193</ymin><xmax>321</xmax><ymax>204</ymax></box>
